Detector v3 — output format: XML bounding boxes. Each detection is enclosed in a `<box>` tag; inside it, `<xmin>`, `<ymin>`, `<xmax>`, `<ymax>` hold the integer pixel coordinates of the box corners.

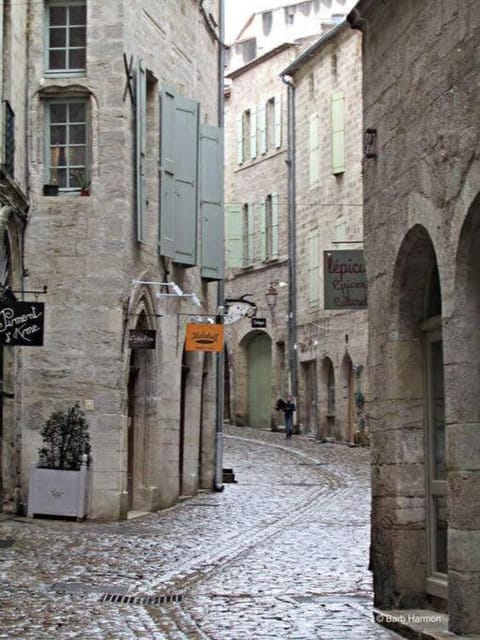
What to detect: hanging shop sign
<box><xmin>185</xmin><ymin>323</ymin><xmax>224</xmax><ymax>352</ymax></box>
<box><xmin>251</xmin><ymin>317</ymin><xmax>267</xmax><ymax>328</ymax></box>
<box><xmin>129</xmin><ymin>329</ymin><xmax>156</xmax><ymax>349</ymax></box>
<box><xmin>324</xmin><ymin>250</ymin><xmax>367</xmax><ymax>310</ymax></box>
<box><xmin>0</xmin><ymin>301</ymin><xmax>45</xmax><ymax>346</ymax></box>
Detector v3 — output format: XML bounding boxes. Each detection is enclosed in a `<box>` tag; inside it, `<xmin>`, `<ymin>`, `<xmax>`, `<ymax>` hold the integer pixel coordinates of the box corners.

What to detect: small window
<box><xmin>46</xmin><ymin>100</ymin><xmax>89</xmax><ymax>190</ymax></box>
<box><xmin>46</xmin><ymin>1</ymin><xmax>87</xmax><ymax>74</ymax></box>
<box><xmin>242</xmin><ymin>109</ymin><xmax>251</xmax><ymax>162</ymax></box>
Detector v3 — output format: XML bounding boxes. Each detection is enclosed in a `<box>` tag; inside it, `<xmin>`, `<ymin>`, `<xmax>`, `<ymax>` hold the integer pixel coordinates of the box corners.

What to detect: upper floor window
<box><xmin>3</xmin><ymin>101</ymin><xmax>15</xmax><ymax>177</ymax></box>
<box><xmin>46</xmin><ymin>1</ymin><xmax>87</xmax><ymax>74</ymax></box>
<box><xmin>46</xmin><ymin>100</ymin><xmax>89</xmax><ymax>190</ymax></box>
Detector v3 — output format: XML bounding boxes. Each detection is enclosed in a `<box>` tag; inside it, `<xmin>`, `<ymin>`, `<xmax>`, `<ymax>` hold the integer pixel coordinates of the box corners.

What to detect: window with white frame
<box><xmin>46</xmin><ymin>100</ymin><xmax>89</xmax><ymax>190</ymax></box>
<box><xmin>46</xmin><ymin>1</ymin><xmax>87</xmax><ymax>74</ymax></box>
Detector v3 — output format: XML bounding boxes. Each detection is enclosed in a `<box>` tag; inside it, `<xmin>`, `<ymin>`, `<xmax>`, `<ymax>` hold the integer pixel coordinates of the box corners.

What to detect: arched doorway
<box><xmin>246</xmin><ymin>331</ymin><xmax>272</xmax><ymax>429</ymax></box>
<box><xmin>340</xmin><ymin>353</ymin><xmax>354</xmax><ymax>442</ymax></box>
<box><xmin>127</xmin><ymin>309</ymin><xmax>155</xmax><ymax>512</ymax></box>
<box><xmin>301</xmin><ymin>360</ymin><xmax>317</xmax><ymax>435</ymax></box>
<box><xmin>318</xmin><ymin>356</ymin><xmax>335</xmax><ymax>439</ymax></box>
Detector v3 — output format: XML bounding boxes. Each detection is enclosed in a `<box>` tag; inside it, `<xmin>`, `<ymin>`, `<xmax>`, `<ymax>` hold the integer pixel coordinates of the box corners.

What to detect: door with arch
<box><xmin>247</xmin><ymin>331</ymin><xmax>272</xmax><ymax>429</ymax></box>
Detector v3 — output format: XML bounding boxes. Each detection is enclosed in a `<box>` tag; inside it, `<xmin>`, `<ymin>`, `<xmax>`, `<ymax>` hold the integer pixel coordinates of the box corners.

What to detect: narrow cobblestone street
<box><xmin>0</xmin><ymin>427</ymin><xmax>402</xmax><ymax>639</ymax></box>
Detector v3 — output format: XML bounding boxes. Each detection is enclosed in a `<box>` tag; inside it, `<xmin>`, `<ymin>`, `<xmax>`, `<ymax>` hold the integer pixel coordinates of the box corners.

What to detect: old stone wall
<box><xmin>22</xmin><ymin>0</ymin><xmax>220</xmax><ymax>519</ymax></box>
<box><xmin>357</xmin><ymin>0</ymin><xmax>480</xmax><ymax>632</ymax></box>
<box><xmin>291</xmin><ymin>26</ymin><xmax>367</xmax><ymax>440</ymax></box>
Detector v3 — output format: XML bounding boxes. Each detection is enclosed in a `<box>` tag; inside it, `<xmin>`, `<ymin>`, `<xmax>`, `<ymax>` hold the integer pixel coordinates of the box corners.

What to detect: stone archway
<box><xmin>371</xmin><ymin>224</ymin><xmax>442</xmax><ymax>610</ymax></box>
<box><xmin>127</xmin><ymin>308</ymin><xmax>156</xmax><ymax>513</ymax></box>
<box><xmin>448</xmin><ymin>191</ymin><xmax>480</xmax><ymax>633</ymax></box>
<box><xmin>318</xmin><ymin>356</ymin><xmax>335</xmax><ymax>439</ymax></box>
<box><xmin>339</xmin><ymin>353</ymin><xmax>354</xmax><ymax>442</ymax></box>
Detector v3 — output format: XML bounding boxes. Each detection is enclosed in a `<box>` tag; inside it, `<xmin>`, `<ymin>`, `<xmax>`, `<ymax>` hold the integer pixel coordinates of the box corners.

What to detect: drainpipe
<box><xmin>281</xmin><ymin>74</ymin><xmax>298</xmax><ymax>399</ymax></box>
<box><xmin>214</xmin><ymin>0</ymin><xmax>225</xmax><ymax>492</ymax></box>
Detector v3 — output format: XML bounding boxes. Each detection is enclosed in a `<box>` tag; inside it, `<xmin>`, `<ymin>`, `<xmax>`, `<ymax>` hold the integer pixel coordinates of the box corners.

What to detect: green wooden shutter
<box><xmin>135</xmin><ymin>59</ymin><xmax>147</xmax><ymax>243</ymax></box>
<box><xmin>331</xmin><ymin>91</ymin><xmax>345</xmax><ymax>174</ymax></box>
<box><xmin>225</xmin><ymin>205</ymin><xmax>243</xmax><ymax>268</ymax></box>
<box><xmin>247</xmin><ymin>203</ymin><xmax>255</xmax><ymax>264</ymax></box>
<box><xmin>159</xmin><ymin>89</ymin><xmax>199</xmax><ymax>265</ymax></box>
<box><xmin>200</xmin><ymin>124</ymin><xmax>224</xmax><ymax>280</ymax></box>
<box><xmin>237</xmin><ymin>114</ymin><xmax>243</xmax><ymax>164</ymax></box>
<box><xmin>258</xmin><ymin>201</ymin><xmax>266</xmax><ymax>260</ymax></box>
<box><xmin>274</xmin><ymin>94</ymin><xmax>282</xmax><ymax>148</ymax></box>
<box><xmin>309</xmin><ymin>114</ymin><xmax>319</xmax><ymax>186</ymax></box>
<box><xmin>250</xmin><ymin>106</ymin><xmax>257</xmax><ymax>160</ymax></box>
<box><xmin>308</xmin><ymin>229</ymin><xmax>319</xmax><ymax>305</ymax></box>
<box><xmin>159</xmin><ymin>86</ymin><xmax>176</xmax><ymax>258</ymax></box>
<box><xmin>173</xmin><ymin>95</ymin><xmax>199</xmax><ymax>265</ymax></box>
<box><xmin>271</xmin><ymin>192</ymin><xmax>279</xmax><ymax>258</ymax></box>
<box><xmin>258</xmin><ymin>104</ymin><xmax>267</xmax><ymax>155</ymax></box>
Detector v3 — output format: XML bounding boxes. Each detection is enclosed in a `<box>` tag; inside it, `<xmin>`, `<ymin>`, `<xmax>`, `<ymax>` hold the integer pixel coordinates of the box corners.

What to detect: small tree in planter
<box><xmin>28</xmin><ymin>404</ymin><xmax>91</xmax><ymax>519</ymax></box>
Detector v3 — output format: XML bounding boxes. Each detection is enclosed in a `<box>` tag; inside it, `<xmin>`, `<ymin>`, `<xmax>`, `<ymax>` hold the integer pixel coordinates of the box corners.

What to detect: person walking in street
<box><xmin>276</xmin><ymin>394</ymin><xmax>296</xmax><ymax>438</ymax></box>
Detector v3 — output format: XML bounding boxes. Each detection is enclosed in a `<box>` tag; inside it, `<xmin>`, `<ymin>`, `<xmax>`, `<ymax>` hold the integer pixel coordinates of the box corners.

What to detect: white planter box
<box><xmin>27</xmin><ymin>464</ymin><xmax>89</xmax><ymax>519</ymax></box>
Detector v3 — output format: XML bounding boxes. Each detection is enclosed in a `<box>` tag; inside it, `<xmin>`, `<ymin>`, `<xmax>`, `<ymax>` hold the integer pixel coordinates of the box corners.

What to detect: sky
<box><xmin>224</xmin><ymin>0</ymin><xmax>281</xmax><ymax>43</ymax></box>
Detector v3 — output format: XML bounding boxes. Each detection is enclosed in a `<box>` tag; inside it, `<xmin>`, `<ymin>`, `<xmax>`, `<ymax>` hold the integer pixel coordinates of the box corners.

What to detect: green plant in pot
<box><xmin>74</xmin><ymin>170</ymin><xmax>91</xmax><ymax>196</ymax></box>
<box><xmin>38</xmin><ymin>403</ymin><xmax>90</xmax><ymax>470</ymax></box>
<box><xmin>28</xmin><ymin>403</ymin><xmax>91</xmax><ymax>519</ymax></box>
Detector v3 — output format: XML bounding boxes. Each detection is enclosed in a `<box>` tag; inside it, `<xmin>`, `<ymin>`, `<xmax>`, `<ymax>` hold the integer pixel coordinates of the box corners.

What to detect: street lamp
<box><xmin>265</xmin><ymin>283</ymin><xmax>278</xmax><ymax>314</ymax></box>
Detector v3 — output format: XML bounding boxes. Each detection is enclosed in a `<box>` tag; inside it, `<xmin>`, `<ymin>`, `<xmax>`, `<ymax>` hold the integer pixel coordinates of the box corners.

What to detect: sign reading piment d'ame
<box><xmin>0</xmin><ymin>301</ymin><xmax>45</xmax><ymax>346</ymax></box>
<box><xmin>324</xmin><ymin>250</ymin><xmax>367</xmax><ymax>310</ymax></box>
<box><xmin>185</xmin><ymin>323</ymin><xmax>224</xmax><ymax>352</ymax></box>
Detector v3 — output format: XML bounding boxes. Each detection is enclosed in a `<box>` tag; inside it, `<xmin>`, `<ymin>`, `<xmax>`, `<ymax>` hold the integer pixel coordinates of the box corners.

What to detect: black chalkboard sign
<box><xmin>129</xmin><ymin>329</ymin><xmax>156</xmax><ymax>349</ymax></box>
<box><xmin>0</xmin><ymin>301</ymin><xmax>45</xmax><ymax>346</ymax></box>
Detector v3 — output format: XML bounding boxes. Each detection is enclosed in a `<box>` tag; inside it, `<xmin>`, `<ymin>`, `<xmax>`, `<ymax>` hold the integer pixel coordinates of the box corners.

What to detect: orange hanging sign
<box><xmin>185</xmin><ymin>323</ymin><xmax>224</xmax><ymax>352</ymax></box>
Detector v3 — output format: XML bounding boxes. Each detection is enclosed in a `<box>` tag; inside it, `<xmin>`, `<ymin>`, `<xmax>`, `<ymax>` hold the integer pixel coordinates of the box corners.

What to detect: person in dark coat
<box><xmin>277</xmin><ymin>394</ymin><xmax>296</xmax><ymax>438</ymax></box>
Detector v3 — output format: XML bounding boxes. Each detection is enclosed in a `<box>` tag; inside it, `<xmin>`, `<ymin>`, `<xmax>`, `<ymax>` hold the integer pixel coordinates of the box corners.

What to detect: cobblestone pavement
<box><xmin>0</xmin><ymin>426</ymin><xmax>403</xmax><ymax>640</ymax></box>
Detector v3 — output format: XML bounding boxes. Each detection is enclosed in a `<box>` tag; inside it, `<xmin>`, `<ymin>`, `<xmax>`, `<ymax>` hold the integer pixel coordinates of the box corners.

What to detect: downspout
<box><xmin>214</xmin><ymin>0</ymin><xmax>225</xmax><ymax>491</ymax></box>
<box><xmin>281</xmin><ymin>74</ymin><xmax>298</xmax><ymax>399</ymax></box>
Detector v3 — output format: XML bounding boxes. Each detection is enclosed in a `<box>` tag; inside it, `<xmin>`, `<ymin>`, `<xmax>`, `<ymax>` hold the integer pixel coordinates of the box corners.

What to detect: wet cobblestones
<box><xmin>0</xmin><ymin>426</ymin><xmax>403</xmax><ymax>639</ymax></box>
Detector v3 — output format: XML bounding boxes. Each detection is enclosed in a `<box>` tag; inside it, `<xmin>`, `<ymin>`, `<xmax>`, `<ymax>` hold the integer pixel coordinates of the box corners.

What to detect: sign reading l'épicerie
<box><xmin>185</xmin><ymin>323</ymin><xmax>224</xmax><ymax>352</ymax></box>
<box><xmin>0</xmin><ymin>301</ymin><xmax>45</xmax><ymax>346</ymax></box>
<box><xmin>324</xmin><ymin>250</ymin><xmax>367</xmax><ymax>310</ymax></box>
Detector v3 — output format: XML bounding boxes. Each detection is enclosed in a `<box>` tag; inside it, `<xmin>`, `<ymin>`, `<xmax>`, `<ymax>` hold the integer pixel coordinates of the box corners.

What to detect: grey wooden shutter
<box><xmin>225</xmin><ymin>205</ymin><xmax>243</xmax><ymax>267</ymax></box>
<box><xmin>135</xmin><ymin>59</ymin><xmax>147</xmax><ymax>243</ymax></box>
<box><xmin>271</xmin><ymin>192</ymin><xmax>279</xmax><ymax>258</ymax></box>
<box><xmin>159</xmin><ymin>88</ymin><xmax>199</xmax><ymax>265</ymax></box>
<box><xmin>258</xmin><ymin>201</ymin><xmax>266</xmax><ymax>260</ymax></box>
<box><xmin>200</xmin><ymin>124</ymin><xmax>224</xmax><ymax>281</ymax></box>
<box><xmin>173</xmin><ymin>95</ymin><xmax>199</xmax><ymax>266</ymax></box>
<box><xmin>159</xmin><ymin>86</ymin><xmax>176</xmax><ymax>258</ymax></box>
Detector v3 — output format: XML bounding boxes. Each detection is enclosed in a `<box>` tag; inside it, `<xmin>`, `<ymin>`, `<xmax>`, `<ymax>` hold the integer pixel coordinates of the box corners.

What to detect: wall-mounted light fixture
<box><xmin>265</xmin><ymin>283</ymin><xmax>278</xmax><ymax>312</ymax></box>
<box><xmin>363</xmin><ymin>128</ymin><xmax>377</xmax><ymax>159</ymax></box>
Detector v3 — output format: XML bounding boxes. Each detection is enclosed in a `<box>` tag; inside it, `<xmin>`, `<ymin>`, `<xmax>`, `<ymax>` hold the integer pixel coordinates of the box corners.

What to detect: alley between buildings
<box><xmin>0</xmin><ymin>426</ymin><xmax>402</xmax><ymax>640</ymax></box>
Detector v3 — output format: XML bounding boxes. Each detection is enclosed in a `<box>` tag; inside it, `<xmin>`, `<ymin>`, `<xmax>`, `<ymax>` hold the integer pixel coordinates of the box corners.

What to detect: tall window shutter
<box><xmin>331</xmin><ymin>91</ymin><xmax>345</xmax><ymax>174</ymax></box>
<box><xmin>159</xmin><ymin>89</ymin><xmax>199</xmax><ymax>265</ymax></box>
<box><xmin>271</xmin><ymin>192</ymin><xmax>279</xmax><ymax>258</ymax></box>
<box><xmin>236</xmin><ymin>114</ymin><xmax>243</xmax><ymax>164</ymax></box>
<box><xmin>247</xmin><ymin>203</ymin><xmax>255</xmax><ymax>264</ymax></box>
<box><xmin>225</xmin><ymin>205</ymin><xmax>243</xmax><ymax>268</ymax></box>
<box><xmin>258</xmin><ymin>202</ymin><xmax>266</xmax><ymax>260</ymax></box>
<box><xmin>308</xmin><ymin>229</ymin><xmax>319</xmax><ymax>305</ymax></box>
<box><xmin>173</xmin><ymin>96</ymin><xmax>199</xmax><ymax>265</ymax></box>
<box><xmin>309</xmin><ymin>114</ymin><xmax>320</xmax><ymax>186</ymax></box>
<box><xmin>159</xmin><ymin>86</ymin><xmax>176</xmax><ymax>258</ymax></box>
<box><xmin>135</xmin><ymin>59</ymin><xmax>147</xmax><ymax>243</ymax></box>
<box><xmin>258</xmin><ymin>104</ymin><xmax>267</xmax><ymax>155</ymax></box>
<box><xmin>250</xmin><ymin>106</ymin><xmax>257</xmax><ymax>160</ymax></box>
<box><xmin>200</xmin><ymin>124</ymin><xmax>224</xmax><ymax>280</ymax></box>
<box><xmin>274</xmin><ymin>95</ymin><xmax>282</xmax><ymax>148</ymax></box>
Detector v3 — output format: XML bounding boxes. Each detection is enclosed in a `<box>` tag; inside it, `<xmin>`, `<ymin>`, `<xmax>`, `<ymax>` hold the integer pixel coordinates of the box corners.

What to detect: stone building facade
<box><xmin>224</xmin><ymin>2</ymin><xmax>366</xmax><ymax>441</ymax></box>
<box><xmin>224</xmin><ymin>44</ymin><xmax>296</xmax><ymax>429</ymax></box>
<box><xmin>280</xmin><ymin>23</ymin><xmax>367</xmax><ymax>441</ymax></box>
<box><xmin>349</xmin><ymin>0</ymin><xmax>480</xmax><ymax>634</ymax></box>
<box><xmin>0</xmin><ymin>0</ymin><xmax>30</xmax><ymax>514</ymax></box>
<box><xmin>1</xmin><ymin>0</ymin><xmax>224</xmax><ymax>521</ymax></box>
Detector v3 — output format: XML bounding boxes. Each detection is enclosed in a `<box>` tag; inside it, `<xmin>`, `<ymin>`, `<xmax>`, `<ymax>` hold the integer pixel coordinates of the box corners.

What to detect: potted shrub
<box><xmin>27</xmin><ymin>403</ymin><xmax>91</xmax><ymax>519</ymax></box>
<box><xmin>75</xmin><ymin>170</ymin><xmax>91</xmax><ymax>196</ymax></box>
